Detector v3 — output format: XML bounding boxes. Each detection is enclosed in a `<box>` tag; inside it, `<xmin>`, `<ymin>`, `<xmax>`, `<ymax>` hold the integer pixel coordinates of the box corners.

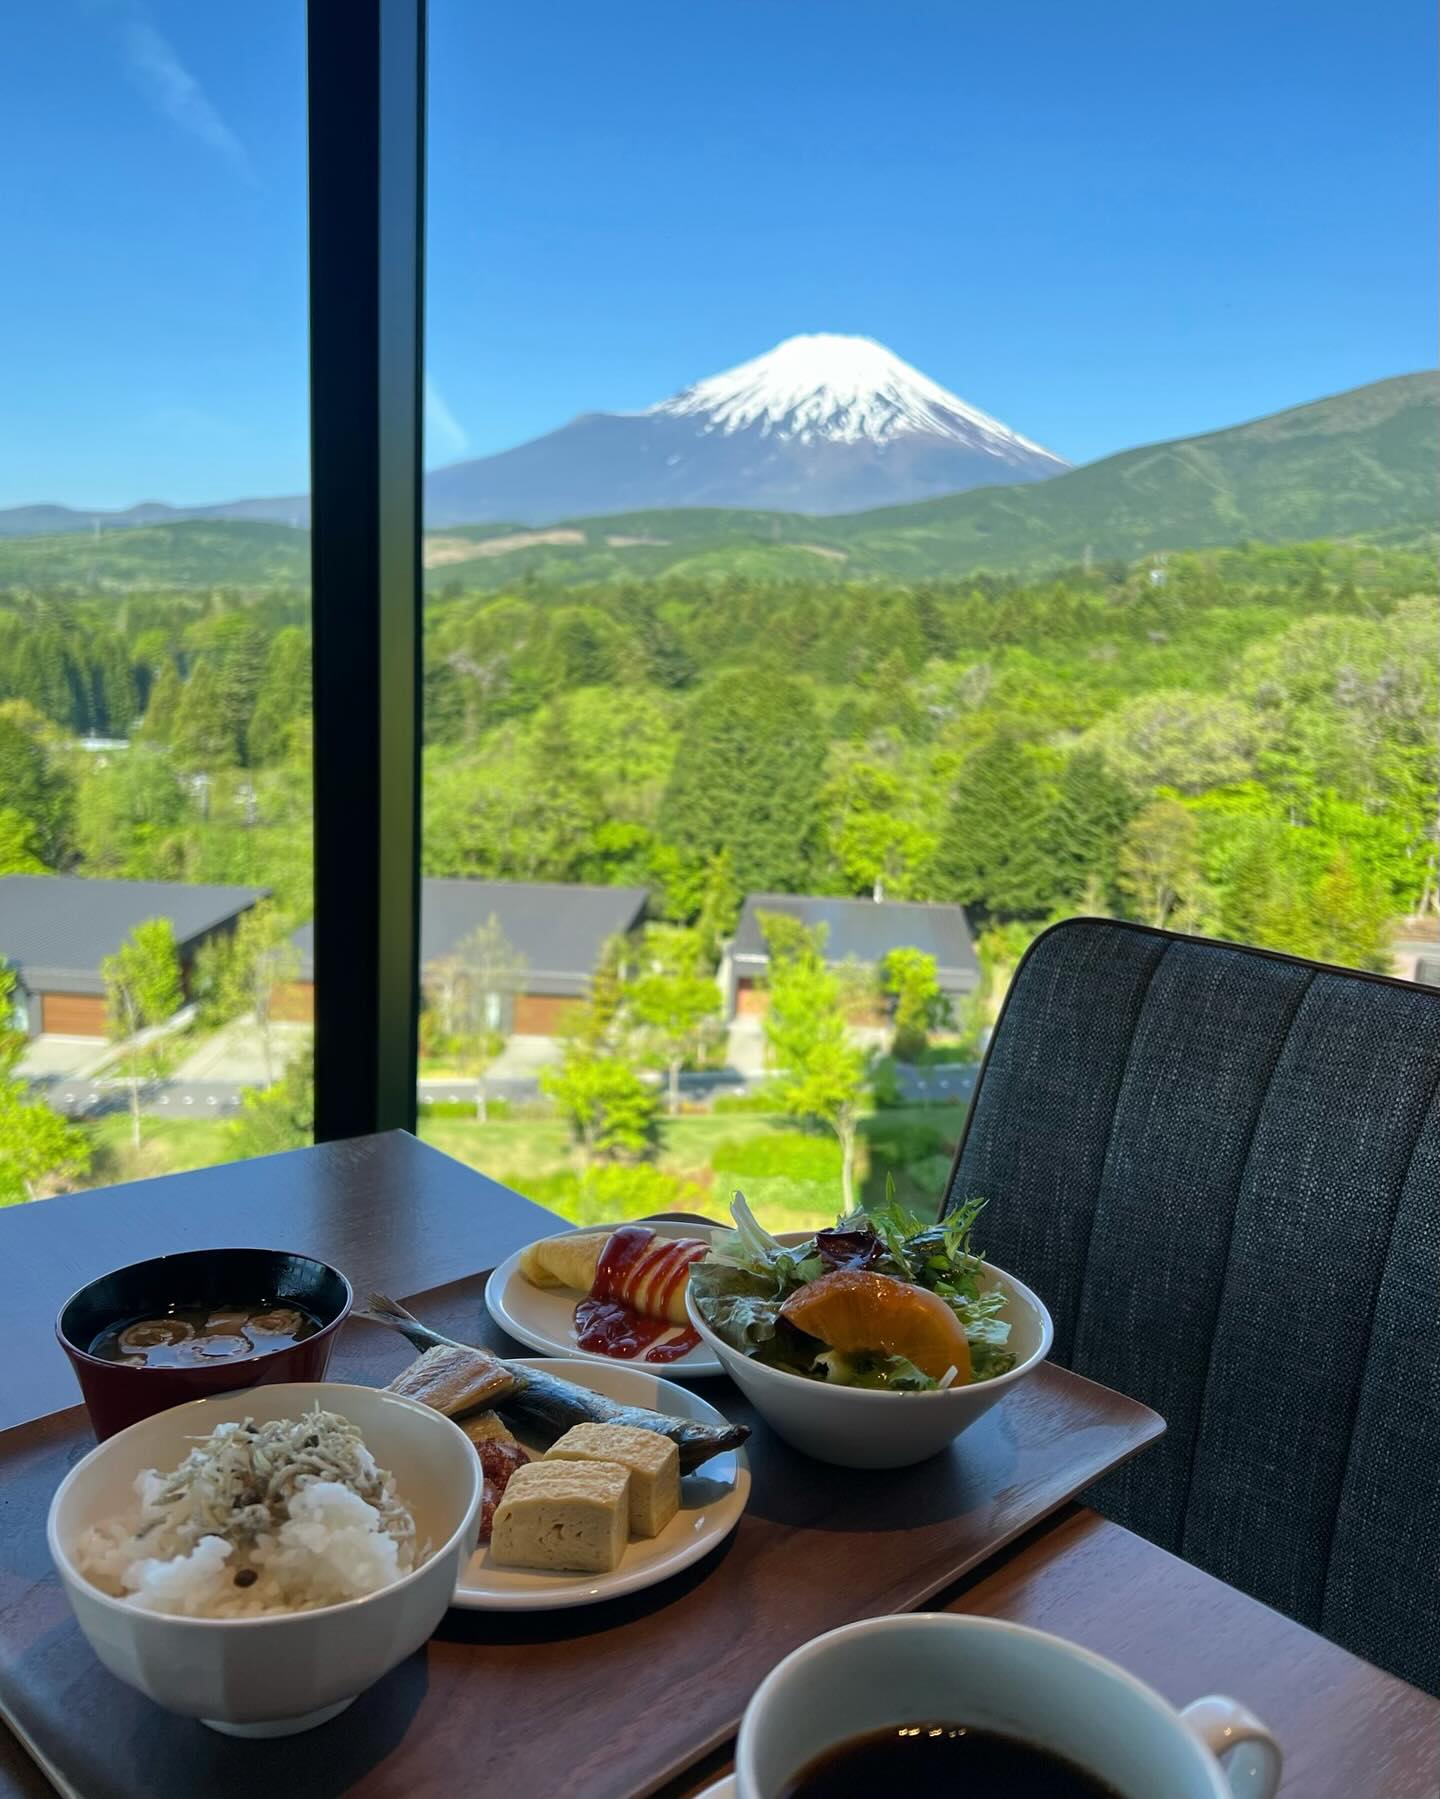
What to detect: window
<box><xmin>418</xmin><ymin>1</ymin><xmax>1437</xmax><ymax>1232</ymax></box>
<box><xmin>1</xmin><ymin>3</ymin><xmax>1433</xmax><ymax>1219</ymax></box>
<box><xmin>0</xmin><ymin>5</ymin><xmax>312</xmax><ymax>1201</ymax></box>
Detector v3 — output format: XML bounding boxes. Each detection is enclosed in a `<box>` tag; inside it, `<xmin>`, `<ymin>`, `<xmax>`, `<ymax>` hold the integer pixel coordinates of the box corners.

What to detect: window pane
<box><xmin>0</xmin><ymin>4</ymin><xmax>312</xmax><ymax>1201</ymax></box>
<box><xmin>422</xmin><ymin>2</ymin><xmax>1437</xmax><ymax>1234</ymax></box>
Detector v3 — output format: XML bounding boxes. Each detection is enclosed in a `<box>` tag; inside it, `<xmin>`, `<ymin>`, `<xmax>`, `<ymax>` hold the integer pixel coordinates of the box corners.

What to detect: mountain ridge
<box><xmin>0</xmin><ymin>371</ymin><xmax>1432</xmax><ymax>588</ymax></box>
<box><xmin>0</xmin><ymin>334</ymin><xmax>1067</xmax><ymax>534</ymax></box>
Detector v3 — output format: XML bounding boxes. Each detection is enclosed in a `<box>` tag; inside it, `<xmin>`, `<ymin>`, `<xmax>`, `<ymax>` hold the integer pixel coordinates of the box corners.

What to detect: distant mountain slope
<box><xmin>0</xmin><ymin>335</ymin><xmax>1063</xmax><ymax>537</ymax></box>
<box><xmin>1</xmin><ymin>374</ymin><xmax>1432</xmax><ymax>590</ymax></box>
<box><xmin>823</xmin><ymin>369</ymin><xmax>1439</xmax><ymax>578</ymax></box>
<box><xmin>425</xmin><ymin>371</ymin><xmax>1438</xmax><ymax>586</ymax></box>
<box><xmin>0</xmin><ymin>496</ymin><xmax>309</xmax><ymax>540</ymax></box>
<box><xmin>0</xmin><ymin>520</ymin><xmax>310</xmax><ymax>588</ymax></box>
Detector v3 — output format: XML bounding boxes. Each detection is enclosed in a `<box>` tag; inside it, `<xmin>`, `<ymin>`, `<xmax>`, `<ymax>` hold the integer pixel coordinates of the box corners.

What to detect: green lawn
<box><xmin>83</xmin><ymin>1115</ymin><xmax>237</xmax><ymax>1190</ymax></box>
<box><xmin>65</xmin><ymin>1101</ymin><xmax>966</xmax><ymax>1234</ymax></box>
<box><xmin>419</xmin><ymin>1104</ymin><xmax>966</xmax><ymax>1230</ymax></box>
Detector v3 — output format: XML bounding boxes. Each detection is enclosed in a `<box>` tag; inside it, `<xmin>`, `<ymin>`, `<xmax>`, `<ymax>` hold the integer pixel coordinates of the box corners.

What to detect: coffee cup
<box><xmin>736</xmin><ymin>1613</ymin><xmax>1281</xmax><ymax>1798</ymax></box>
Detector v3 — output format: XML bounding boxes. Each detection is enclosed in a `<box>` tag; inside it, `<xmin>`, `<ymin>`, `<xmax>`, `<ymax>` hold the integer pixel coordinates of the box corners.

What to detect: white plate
<box><xmin>692</xmin><ymin>1778</ymin><xmax>735</xmax><ymax>1799</ymax></box>
<box><xmin>484</xmin><ymin>1220</ymin><xmax>726</xmax><ymax>1377</ymax></box>
<box><xmin>452</xmin><ymin>1356</ymin><xmax>750</xmax><ymax>1611</ymax></box>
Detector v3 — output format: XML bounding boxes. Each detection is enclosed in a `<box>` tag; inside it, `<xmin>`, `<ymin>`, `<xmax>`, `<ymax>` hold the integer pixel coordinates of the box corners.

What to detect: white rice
<box><xmin>75</xmin><ymin>1412</ymin><xmax>419</xmax><ymax>1618</ymax></box>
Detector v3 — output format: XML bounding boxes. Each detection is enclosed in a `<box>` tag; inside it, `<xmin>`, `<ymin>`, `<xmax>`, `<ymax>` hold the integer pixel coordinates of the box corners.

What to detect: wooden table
<box><xmin>666</xmin><ymin>1509</ymin><xmax>1440</xmax><ymax>1797</ymax></box>
<box><xmin>2</xmin><ymin>1133</ymin><xmax>1436</xmax><ymax>1799</ymax></box>
<box><xmin>0</xmin><ymin>1131</ymin><xmax>556</xmax><ymax>1433</ymax></box>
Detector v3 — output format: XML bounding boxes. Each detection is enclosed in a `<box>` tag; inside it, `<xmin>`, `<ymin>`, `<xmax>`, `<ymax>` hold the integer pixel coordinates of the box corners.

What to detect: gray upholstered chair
<box><xmin>943</xmin><ymin>917</ymin><xmax>1440</xmax><ymax>1694</ymax></box>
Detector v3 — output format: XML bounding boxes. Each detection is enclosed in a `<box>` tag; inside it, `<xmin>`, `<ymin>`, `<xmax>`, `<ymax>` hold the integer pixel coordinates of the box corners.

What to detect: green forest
<box><xmin>0</xmin><ymin>532</ymin><xmax>1435</xmax><ymax>1209</ymax></box>
<box><xmin>4</xmin><ymin>535</ymin><xmax>1432</xmax><ymax>954</ymax></box>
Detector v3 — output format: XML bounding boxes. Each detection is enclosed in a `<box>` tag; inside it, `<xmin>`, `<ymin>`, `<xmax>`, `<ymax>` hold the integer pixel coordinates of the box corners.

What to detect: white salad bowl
<box><xmin>48</xmin><ymin>1380</ymin><xmax>483</xmax><ymax>1737</ymax></box>
<box><xmin>686</xmin><ymin>1261</ymin><xmax>1053</xmax><ymax>1468</ymax></box>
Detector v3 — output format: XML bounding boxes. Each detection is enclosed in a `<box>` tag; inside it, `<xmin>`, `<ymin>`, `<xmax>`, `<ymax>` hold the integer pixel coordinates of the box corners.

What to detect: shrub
<box><xmin>710</xmin><ymin>1090</ymin><xmax>781</xmax><ymax>1115</ymax></box>
<box><xmin>500</xmin><ymin>1164</ymin><xmax>707</xmax><ymax>1227</ymax></box>
<box><xmin>709</xmin><ymin>1131</ymin><xmax>841</xmax><ymax>1183</ymax></box>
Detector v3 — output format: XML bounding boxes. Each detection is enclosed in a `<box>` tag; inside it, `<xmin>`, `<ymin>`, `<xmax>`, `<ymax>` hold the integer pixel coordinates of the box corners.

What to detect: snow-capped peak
<box><xmin>645</xmin><ymin>333</ymin><xmax>1064</xmax><ymax>465</ymax></box>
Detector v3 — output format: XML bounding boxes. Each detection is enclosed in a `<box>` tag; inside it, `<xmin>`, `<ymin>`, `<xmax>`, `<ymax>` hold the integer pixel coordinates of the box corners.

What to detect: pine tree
<box><xmin>171</xmin><ymin>661</ymin><xmax>235</xmax><ymax>768</ymax></box>
<box><xmin>0</xmin><ymin>807</ymin><xmax>46</xmax><ymax>875</ymax></box>
<box><xmin>694</xmin><ymin>847</ymin><xmax>741</xmax><ymax>961</ymax></box>
<box><xmin>139</xmin><ymin>662</ymin><xmax>183</xmax><ymax>743</ymax></box>
<box><xmin>93</xmin><ymin>636</ymin><xmax>139</xmax><ymax>738</ymax></box>
<box><xmin>1048</xmin><ymin>750</ymin><xmax>1136</xmax><ymax>907</ymax></box>
<box><xmin>659</xmin><ymin>669</ymin><xmax>825</xmax><ymax>894</ymax></box>
<box><xmin>931</xmin><ymin>729</ymin><xmax>1057</xmax><ymax>917</ymax></box>
<box><xmin>214</xmin><ymin>620</ymin><xmax>268</xmax><ymax>763</ymax></box>
<box><xmin>0</xmin><ymin>706</ymin><xmax>73</xmax><ymax>867</ymax></box>
<box><xmin>870</xmin><ymin>647</ymin><xmax>922</xmax><ymax>737</ymax></box>
<box><xmin>12</xmin><ymin>634</ymin><xmax>76</xmax><ymax>730</ymax></box>
<box><xmin>246</xmin><ymin>628</ymin><xmax>311</xmax><ymax>764</ymax></box>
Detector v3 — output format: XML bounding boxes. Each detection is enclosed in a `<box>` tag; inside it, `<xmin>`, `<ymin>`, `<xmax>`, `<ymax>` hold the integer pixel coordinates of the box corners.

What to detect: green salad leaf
<box><xmin>814</xmin><ymin>1349</ymin><xmax>940</xmax><ymax>1391</ymax></box>
<box><xmin>693</xmin><ymin>1187</ymin><xmax>1019</xmax><ymax>1389</ymax></box>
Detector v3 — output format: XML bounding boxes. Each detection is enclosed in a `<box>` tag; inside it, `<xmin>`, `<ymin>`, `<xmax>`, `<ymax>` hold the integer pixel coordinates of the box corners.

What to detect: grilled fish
<box><xmin>365</xmin><ymin>1292</ymin><xmax>749</xmax><ymax>1474</ymax></box>
<box><xmin>385</xmin><ymin>1342</ymin><xmax>514</xmax><ymax>1416</ymax></box>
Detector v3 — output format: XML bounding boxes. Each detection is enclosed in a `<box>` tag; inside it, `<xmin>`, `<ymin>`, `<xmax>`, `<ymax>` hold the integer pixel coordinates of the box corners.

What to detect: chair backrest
<box><xmin>944</xmin><ymin>917</ymin><xmax>1440</xmax><ymax>1694</ymax></box>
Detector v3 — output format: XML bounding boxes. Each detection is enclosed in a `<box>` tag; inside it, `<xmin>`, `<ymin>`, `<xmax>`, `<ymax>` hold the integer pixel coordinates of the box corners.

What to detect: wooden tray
<box><xmin>0</xmin><ymin>1270</ymin><xmax>1163</xmax><ymax>1799</ymax></box>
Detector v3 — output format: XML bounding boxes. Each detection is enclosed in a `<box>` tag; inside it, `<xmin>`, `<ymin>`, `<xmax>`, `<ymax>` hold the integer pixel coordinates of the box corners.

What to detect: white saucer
<box><xmin>452</xmin><ymin>1356</ymin><xmax>748</xmax><ymax>1611</ymax></box>
<box><xmin>484</xmin><ymin>1221</ymin><xmax>726</xmax><ymax>1377</ymax></box>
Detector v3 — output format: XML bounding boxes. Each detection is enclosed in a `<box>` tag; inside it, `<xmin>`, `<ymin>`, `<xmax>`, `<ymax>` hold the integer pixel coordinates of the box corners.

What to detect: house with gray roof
<box><xmin>721</xmin><ymin>892</ymin><xmax>979</xmax><ymax>1022</ymax></box>
<box><xmin>277</xmin><ymin>878</ymin><xmax>650</xmax><ymax>1034</ymax></box>
<box><xmin>0</xmin><ymin>876</ymin><xmax>268</xmax><ymax>1038</ymax></box>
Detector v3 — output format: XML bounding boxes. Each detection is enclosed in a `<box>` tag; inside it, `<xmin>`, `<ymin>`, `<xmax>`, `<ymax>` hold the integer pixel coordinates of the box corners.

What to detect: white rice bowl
<box><xmin>78</xmin><ymin>1475</ymin><xmax>413</xmax><ymax>1617</ymax></box>
<box><xmin>74</xmin><ymin>1408</ymin><xmax>420</xmax><ymax>1619</ymax></box>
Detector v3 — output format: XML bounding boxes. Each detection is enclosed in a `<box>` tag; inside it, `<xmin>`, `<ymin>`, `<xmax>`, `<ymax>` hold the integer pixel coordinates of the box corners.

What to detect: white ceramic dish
<box><xmin>686</xmin><ymin>1260</ymin><xmax>1054</xmax><ymax>1469</ymax></box>
<box><xmin>485</xmin><ymin>1220</ymin><xmax>726</xmax><ymax>1377</ymax></box>
<box><xmin>47</xmin><ymin>1381</ymin><xmax>484</xmax><ymax>1737</ymax></box>
<box><xmin>454</xmin><ymin>1356</ymin><xmax>749</xmax><ymax>1611</ymax></box>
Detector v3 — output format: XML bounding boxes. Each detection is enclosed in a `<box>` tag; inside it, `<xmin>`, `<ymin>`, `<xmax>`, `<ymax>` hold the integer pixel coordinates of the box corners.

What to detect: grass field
<box><xmin>68</xmin><ymin>1102</ymin><xmax>966</xmax><ymax>1231</ymax></box>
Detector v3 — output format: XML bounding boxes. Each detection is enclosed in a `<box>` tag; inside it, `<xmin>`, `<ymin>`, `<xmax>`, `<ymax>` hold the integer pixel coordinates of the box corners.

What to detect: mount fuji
<box><xmin>425</xmin><ymin>334</ymin><xmax>1067</xmax><ymax>524</ymax></box>
<box><xmin>0</xmin><ymin>336</ymin><xmax>1067</xmax><ymax>535</ymax></box>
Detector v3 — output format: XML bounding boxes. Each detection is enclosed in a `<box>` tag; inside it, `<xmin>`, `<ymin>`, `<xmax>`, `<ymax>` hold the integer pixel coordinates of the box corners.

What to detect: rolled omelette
<box><xmin>518</xmin><ymin>1226</ymin><xmax>708</xmax><ymax>1326</ymax></box>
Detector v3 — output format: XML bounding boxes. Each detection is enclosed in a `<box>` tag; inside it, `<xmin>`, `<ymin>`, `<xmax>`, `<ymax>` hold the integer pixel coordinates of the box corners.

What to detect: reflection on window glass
<box><xmin>420</xmin><ymin>1</ymin><xmax>1437</xmax><ymax>1233</ymax></box>
<box><xmin>0</xmin><ymin>4</ymin><xmax>311</xmax><ymax>1202</ymax></box>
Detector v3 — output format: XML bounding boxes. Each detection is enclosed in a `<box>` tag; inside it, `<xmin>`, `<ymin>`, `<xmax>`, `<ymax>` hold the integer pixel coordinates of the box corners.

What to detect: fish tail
<box><xmin>357</xmin><ymin>1291</ymin><xmax>459</xmax><ymax>1353</ymax></box>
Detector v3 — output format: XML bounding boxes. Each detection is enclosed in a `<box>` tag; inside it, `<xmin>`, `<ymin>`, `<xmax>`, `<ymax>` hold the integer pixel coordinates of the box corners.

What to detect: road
<box><xmin>37</xmin><ymin>1062</ymin><xmax>978</xmax><ymax>1120</ymax></box>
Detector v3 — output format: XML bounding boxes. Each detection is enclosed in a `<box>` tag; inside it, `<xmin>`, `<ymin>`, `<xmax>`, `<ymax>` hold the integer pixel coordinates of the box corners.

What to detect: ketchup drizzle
<box><xmin>574</xmin><ymin>1226</ymin><xmax>705</xmax><ymax>1363</ymax></box>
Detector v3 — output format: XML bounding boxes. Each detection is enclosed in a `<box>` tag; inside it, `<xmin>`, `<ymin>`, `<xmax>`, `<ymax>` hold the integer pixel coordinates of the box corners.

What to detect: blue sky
<box><xmin>1</xmin><ymin>0</ymin><xmax>1434</xmax><ymax>509</ymax></box>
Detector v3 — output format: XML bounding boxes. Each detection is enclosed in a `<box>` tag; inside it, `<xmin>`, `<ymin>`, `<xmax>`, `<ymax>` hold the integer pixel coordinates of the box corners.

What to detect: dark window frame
<box><xmin>307</xmin><ymin>0</ymin><xmax>426</xmax><ymax>1140</ymax></box>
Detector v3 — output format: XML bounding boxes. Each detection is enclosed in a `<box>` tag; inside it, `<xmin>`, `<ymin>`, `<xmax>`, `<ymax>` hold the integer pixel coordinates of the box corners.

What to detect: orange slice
<box><xmin>779</xmin><ymin>1270</ymin><xmax>971</xmax><ymax>1383</ymax></box>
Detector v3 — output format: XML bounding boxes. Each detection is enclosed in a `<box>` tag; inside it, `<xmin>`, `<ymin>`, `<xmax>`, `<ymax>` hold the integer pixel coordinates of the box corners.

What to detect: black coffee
<box><xmin>778</xmin><ymin>1722</ymin><xmax>1122</xmax><ymax>1797</ymax></box>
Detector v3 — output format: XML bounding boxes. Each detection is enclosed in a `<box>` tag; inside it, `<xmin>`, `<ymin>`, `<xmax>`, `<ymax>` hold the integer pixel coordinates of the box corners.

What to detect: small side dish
<box><xmin>518</xmin><ymin>1223</ymin><xmax>711</xmax><ymax>1362</ymax></box>
<box><xmin>368</xmin><ymin>1296</ymin><xmax>744</xmax><ymax>1579</ymax></box>
<box><xmin>490</xmin><ymin>1460</ymin><xmax>630</xmax><ymax>1574</ymax></box>
<box><xmin>490</xmin><ymin>1420</ymin><xmax>683</xmax><ymax>1574</ymax></box>
<box><xmin>689</xmin><ymin>1191</ymin><xmax>1016</xmax><ymax>1391</ymax></box>
<box><xmin>547</xmin><ymin>1422</ymin><xmax>680</xmax><ymax>1538</ymax></box>
<box><xmin>75</xmin><ymin>1405</ymin><xmax>418</xmax><ymax>1617</ymax></box>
